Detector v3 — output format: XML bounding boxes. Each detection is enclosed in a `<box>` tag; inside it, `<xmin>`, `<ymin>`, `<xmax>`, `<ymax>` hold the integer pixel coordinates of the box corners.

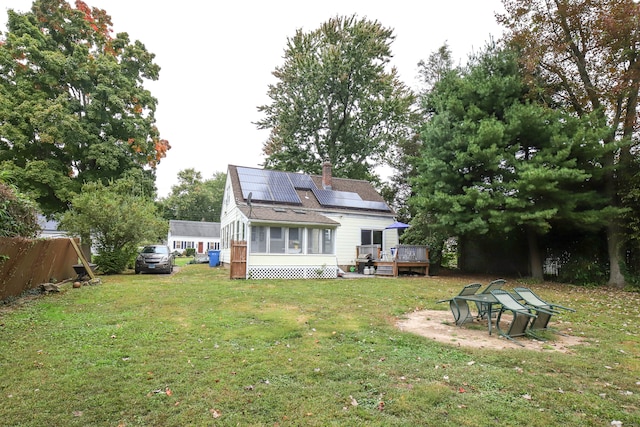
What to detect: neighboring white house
<box><xmin>219</xmin><ymin>163</ymin><xmax>398</xmax><ymax>279</ymax></box>
<box><xmin>37</xmin><ymin>215</ymin><xmax>68</xmax><ymax>239</ymax></box>
<box><xmin>168</xmin><ymin>220</ymin><xmax>220</xmax><ymax>255</ymax></box>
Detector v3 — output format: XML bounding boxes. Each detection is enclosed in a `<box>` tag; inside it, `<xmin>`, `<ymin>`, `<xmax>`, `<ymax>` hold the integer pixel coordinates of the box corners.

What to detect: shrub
<box><xmin>94</xmin><ymin>246</ymin><xmax>138</xmax><ymax>275</ymax></box>
<box><xmin>557</xmin><ymin>255</ymin><xmax>608</xmax><ymax>286</ymax></box>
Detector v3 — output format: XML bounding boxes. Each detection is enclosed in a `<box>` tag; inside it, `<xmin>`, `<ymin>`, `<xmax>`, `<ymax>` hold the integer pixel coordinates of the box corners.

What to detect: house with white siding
<box><xmin>219</xmin><ymin>163</ymin><xmax>398</xmax><ymax>279</ymax></box>
<box><xmin>168</xmin><ymin>220</ymin><xmax>220</xmax><ymax>255</ymax></box>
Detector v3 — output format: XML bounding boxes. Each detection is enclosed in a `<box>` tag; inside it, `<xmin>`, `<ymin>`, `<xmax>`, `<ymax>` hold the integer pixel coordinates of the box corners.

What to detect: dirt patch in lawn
<box><xmin>396</xmin><ymin>309</ymin><xmax>585</xmax><ymax>353</ymax></box>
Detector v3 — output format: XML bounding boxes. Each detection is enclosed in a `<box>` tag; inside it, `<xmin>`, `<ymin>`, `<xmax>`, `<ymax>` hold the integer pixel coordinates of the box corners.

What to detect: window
<box><xmin>287</xmin><ymin>227</ymin><xmax>303</xmax><ymax>253</ymax></box>
<box><xmin>307</xmin><ymin>228</ymin><xmax>334</xmax><ymax>254</ymax></box>
<box><xmin>173</xmin><ymin>240</ymin><xmax>195</xmax><ymax>250</ymax></box>
<box><xmin>322</xmin><ymin>229</ymin><xmax>334</xmax><ymax>254</ymax></box>
<box><xmin>251</xmin><ymin>226</ymin><xmax>267</xmax><ymax>253</ymax></box>
<box><xmin>249</xmin><ymin>226</ymin><xmax>335</xmax><ymax>255</ymax></box>
<box><xmin>270</xmin><ymin>227</ymin><xmax>285</xmax><ymax>253</ymax></box>
<box><xmin>361</xmin><ymin>229</ymin><xmax>382</xmax><ymax>246</ymax></box>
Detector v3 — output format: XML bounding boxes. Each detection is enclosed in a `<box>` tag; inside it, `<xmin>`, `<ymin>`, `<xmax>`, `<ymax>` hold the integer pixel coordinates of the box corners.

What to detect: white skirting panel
<box><xmin>248</xmin><ymin>265</ymin><xmax>338</xmax><ymax>280</ymax></box>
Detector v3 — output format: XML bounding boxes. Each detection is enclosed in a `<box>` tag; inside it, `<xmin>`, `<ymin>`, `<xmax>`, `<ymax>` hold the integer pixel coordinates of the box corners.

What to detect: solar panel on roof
<box><xmin>287</xmin><ymin>172</ymin><xmax>315</xmax><ymax>190</ymax></box>
<box><xmin>236</xmin><ymin>167</ymin><xmax>389</xmax><ymax>211</ymax></box>
<box><xmin>312</xmin><ymin>187</ymin><xmax>390</xmax><ymax>211</ymax></box>
<box><xmin>312</xmin><ymin>188</ymin><xmax>360</xmax><ymax>204</ymax></box>
<box><xmin>358</xmin><ymin>201</ymin><xmax>392</xmax><ymax>211</ymax></box>
<box><xmin>236</xmin><ymin>167</ymin><xmax>302</xmax><ymax>204</ymax></box>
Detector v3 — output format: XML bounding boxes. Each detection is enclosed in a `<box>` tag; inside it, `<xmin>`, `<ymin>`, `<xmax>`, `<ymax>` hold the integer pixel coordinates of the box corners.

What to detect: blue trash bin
<box><xmin>208</xmin><ymin>250</ymin><xmax>220</xmax><ymax>267</ymax></box>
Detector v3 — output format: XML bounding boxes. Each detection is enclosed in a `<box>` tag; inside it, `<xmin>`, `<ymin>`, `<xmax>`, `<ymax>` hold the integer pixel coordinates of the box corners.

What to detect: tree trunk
<box><xmin>603</xmin><ymin>147</ymin><xmax>626</xmax><ymax>288</ymax></box>
<box><xmin>526</xmin><ymin>226</ymin><xmax>544</xmax><ymax>280</ymax></box>
<box><xmin>607</xmin><ymin>223</ymin><xmax>626</xmax><ymax>288</ymax></box>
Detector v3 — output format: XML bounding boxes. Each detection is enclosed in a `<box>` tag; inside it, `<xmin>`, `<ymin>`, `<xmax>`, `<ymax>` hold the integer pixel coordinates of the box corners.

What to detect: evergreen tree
<box><xmin>411</xmin><ymin>45</ymin><xmax>609</xmax><ymax>279</ymax></box>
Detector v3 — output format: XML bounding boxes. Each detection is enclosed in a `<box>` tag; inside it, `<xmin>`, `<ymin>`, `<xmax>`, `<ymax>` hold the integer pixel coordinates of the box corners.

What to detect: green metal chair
<box><xmin>490</xmin><ymin>289</ymin><xmax>539</xmax><ymax>346</ymax></box>
<box><xmin>513</xmin><ymin>287</ymin><xmax>575</xmax><ymax>336</ymax></box>
<box><xmin>475</xmin><ymin>279</ymin><xmax>506</xmax><ymax>319</ymax></box>
<box><xmin>437</xmin><ymin>283</ymin><xmax>482</xmax><ymax>325</ymax></box>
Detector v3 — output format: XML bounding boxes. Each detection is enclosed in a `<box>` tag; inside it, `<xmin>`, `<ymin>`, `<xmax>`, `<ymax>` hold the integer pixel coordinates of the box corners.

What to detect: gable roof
<box><xmin>169</xmin><ymin>220</ymin><xmax>220</xmax><ymax>238</ymax></box>
<box><xmin>230</xmin><ymin>163</ymin><xmax>391</xmax><ymax>212</ymax></box>
<box><xmin>228</xmin><ymin>165</ymin><xmax>393</xmax><ymax>221</ymax></box>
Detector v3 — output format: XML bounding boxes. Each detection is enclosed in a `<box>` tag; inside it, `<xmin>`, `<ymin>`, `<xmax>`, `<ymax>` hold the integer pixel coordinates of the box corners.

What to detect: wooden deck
<box><xmin>357</xmin><ymin>244</ymin><xmax>430</xmax><ymax>277</ymax></box>
<box><xmin>374</xmin><ymin>260</ymin><xmax>429</xmax><ymax>277</ymax></box>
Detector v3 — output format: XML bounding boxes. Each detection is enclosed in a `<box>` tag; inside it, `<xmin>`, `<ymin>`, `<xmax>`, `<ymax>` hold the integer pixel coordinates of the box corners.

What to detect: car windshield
<box><xmin>142</xmin><ymin>246</ymin><xmax>168</xmax><ymax>254</ymax></box>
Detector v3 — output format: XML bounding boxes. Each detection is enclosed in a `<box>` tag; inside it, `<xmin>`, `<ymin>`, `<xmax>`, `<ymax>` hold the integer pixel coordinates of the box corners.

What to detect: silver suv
<box><xmin>135</xmin><ymin>245</ymin><xmax>174</xmax><ymax>274</ymax></box>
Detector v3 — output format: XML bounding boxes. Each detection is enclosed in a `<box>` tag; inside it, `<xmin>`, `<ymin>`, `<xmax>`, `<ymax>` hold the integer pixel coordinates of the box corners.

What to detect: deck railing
<box><xmin>395</xmin><ymin>245</ymin><xmax>429</xmax><ymax>262</ymax></box>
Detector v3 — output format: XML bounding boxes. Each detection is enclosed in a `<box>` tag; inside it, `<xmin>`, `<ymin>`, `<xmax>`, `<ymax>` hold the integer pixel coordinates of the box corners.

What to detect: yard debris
<box><xmin>39</xmin><ymin>283</ymin><xmax>60</xmax><ymax>293</ymax></box>
<box><xmin>70</xmin><ymin>277</ymin><xmax>102</xmax><ymax>289</ymax></box>
<box><xmin>147</xmin><ymin>387</ymin><xmax>173</xmax><ymax>397</ymax></box>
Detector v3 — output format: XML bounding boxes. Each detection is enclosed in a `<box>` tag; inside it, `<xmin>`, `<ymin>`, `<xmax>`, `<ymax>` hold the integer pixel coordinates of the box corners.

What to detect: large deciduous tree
<box><xmin>0</xmin><ymin>0</ymin><xmax>169</xmax><ymax>215</ymax></box>
<box><xmin>158</xmin><ymin>169</ymin><xmax>226</xmax><ymax>222</ymax></box>
<box><xmin>0</xmin><ymin>171</ymin><xmax>40</xmax><ymax>238</ymax></box>
<box><xmin>497</xmin><ymin>0</ymin><xmax>640</xmax><ymax>286</ymax></box>
<box><xmin>256</xmin><ymin>15</ymin><xmax>415</xmax><ymax>181</ymax></box>
<box><xmin>411</xmin><ymin>45</ymin><xmax>609</xmax><ymax>279</ymax></box>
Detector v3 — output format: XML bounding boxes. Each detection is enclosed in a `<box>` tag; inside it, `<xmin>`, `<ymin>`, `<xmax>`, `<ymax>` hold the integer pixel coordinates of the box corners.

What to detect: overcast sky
<box><xmin>2</xmin><ymin>0</ymin><xmax>505</xmax><ymax>197</ymax></box>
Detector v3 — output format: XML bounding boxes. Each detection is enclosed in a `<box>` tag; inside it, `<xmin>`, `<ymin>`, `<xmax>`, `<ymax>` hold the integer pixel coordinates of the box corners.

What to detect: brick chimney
<box><xmin>322</xmin><ymin>160</ymin><xmax>332</xmax><ymax>190</ymax></box>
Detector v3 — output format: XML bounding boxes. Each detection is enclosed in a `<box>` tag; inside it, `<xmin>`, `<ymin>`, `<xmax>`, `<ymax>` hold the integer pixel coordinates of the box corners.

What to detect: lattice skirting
<box><xmin>248</xmin><ymin>266</ymin><xmax>338</xmax><ymax>280</ymax></box>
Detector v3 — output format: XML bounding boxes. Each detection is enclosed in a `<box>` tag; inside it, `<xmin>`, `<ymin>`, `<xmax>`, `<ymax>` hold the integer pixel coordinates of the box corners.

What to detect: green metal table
<box><xmin>452</xmin><ymin>294</ymin><xmax>500</xmax><ymax>335</ymax></box>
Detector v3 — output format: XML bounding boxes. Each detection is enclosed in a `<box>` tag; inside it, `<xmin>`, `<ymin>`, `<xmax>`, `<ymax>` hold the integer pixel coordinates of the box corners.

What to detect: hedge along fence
<box><xmin>0</xmin><ymin>237</ymin><xmax>79</xmax><ymax>300</ymax></box>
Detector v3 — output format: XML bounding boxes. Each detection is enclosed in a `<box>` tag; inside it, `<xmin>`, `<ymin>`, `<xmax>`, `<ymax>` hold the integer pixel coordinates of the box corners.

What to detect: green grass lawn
<box><xmin>1</xmin><ymin>265</ymin><xmax>638</xmax><ymax>426</ymax></box>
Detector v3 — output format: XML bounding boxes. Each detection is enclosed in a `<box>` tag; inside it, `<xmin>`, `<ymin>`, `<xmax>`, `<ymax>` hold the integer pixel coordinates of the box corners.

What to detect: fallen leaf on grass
<box><xmin>349</xmin><ymin>395</ymin><xmax>358</xmax><ymax>406</ymax></box>
<box><xmin>210</xmin><ymin>409</ymin><xmax>222</xmax><ymax>418</ymax></box>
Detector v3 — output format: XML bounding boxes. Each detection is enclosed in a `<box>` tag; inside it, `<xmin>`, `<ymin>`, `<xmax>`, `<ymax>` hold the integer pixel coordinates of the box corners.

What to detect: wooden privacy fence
<box><xmin>0</xmin><ymin>237</ymin><xmax>79</xmax><ymax>300</ymax></box>
<box><xmin>230</xmin><ymin>240</ymin><xmax>247</xmax><ymax>279</ymax></box>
